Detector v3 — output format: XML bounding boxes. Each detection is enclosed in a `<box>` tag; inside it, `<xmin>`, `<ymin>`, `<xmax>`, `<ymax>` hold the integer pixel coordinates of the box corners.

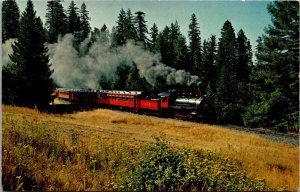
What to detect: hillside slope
<box><xmin>2</xmin><ymin>105</ymin><xmax>298</xmax><ymax>190</ymax></box>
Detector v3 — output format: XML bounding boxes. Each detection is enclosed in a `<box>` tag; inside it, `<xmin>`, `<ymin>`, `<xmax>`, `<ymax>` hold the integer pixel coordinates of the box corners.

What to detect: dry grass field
<box><xmin>2</xmin><ymin>105</ymin><xmax>299</xmax><ymax>190</ymax></box>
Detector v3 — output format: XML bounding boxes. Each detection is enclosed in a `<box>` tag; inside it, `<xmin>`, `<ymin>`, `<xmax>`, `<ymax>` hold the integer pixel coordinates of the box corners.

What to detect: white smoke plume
<box><xmin>2</xmin><ymin>35</ymin><xmax>198</xmax><ymax>89</ymax></box>
<box><xmin>48</xmin><ymin>34</ymin><xmax>198</xmax><ymax>89</ymax></box>
<box><xmin>119</xmin><ymin>42</ymin><xmax>199</xmax><ymax>86</ymax></box>
<box><xmin>2</xmin><ymin>39</ymin><xmax>16</xmax><ymax>65</ymax></box>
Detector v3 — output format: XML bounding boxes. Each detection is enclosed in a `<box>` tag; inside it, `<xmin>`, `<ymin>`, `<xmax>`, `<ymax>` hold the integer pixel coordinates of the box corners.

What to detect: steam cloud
<box><xmin>48</xmin><ymin>34</ymin><xmax>198</xmax><ymax>89</ymax></box>
<box><xmin>2</xmin><ymin>39</ymin><xmax>16</xmax><ymax>65</ymax></box>
<box><xmin>3</xmin><ymin>34</ymin><xmax>199</xmax><ymax>89</ymax></box>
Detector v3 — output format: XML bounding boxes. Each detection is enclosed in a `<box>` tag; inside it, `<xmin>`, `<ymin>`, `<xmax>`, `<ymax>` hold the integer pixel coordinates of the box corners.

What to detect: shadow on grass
<box><xmin>46</xmin><ymin>104</ymin><xmax>101</xmax><ymax>114</ymax></box>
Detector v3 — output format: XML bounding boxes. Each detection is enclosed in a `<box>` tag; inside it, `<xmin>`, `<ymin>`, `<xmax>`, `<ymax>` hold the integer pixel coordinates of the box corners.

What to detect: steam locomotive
<box><xmin>52</xmin><ymin>87</ymin><xmax>214</xmax><ymax>122</ymax></box>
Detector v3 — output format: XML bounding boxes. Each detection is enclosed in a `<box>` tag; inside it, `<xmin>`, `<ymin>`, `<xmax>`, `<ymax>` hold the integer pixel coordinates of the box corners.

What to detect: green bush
<box><xmin>242</xmin><ymin>103</ymin><xmax>269</xmax><ymax>128</ymax></box>
<box><xmin>119</xmin><ymin>137</ymin><xmax>266</xmax><ymax>191</ymax></box>
<box><xmin>243</xmin><ymin>89</ymin><xmax>298</xmax><ymax>132</ymax></box>
<box><xmin>287</xmin><ymin>111</ymin><xmax>299</xmax><ymax>132</ymax></box>
<box><xmin>217</xmin><ymin>103</ymin><xmax>244</xmax><ymax>125</ymax></box>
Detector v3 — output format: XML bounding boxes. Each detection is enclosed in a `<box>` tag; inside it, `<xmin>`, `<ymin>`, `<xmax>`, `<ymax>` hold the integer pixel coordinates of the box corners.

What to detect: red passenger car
<box><xmin>54</xmin><ymin>89</ymin><xmax>166</xmax><ymax>112</ymax></box>
<box><xmin>97</xmin><ymin>90</ymin><xmax>138</xmax><ymax>109</ymax></box>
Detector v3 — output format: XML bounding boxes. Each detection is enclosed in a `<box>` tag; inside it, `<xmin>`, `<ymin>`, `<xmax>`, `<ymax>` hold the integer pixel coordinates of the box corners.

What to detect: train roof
<box><xmin>98</xmin><ymin>90</ymin><xmax>144</xmax><ymax>95</ymax></box>
<box><xmin>158</xmin><ymin>89</ymin><xmax>176</xmax><ymax>97</ymax></box>
<box><xmin>56</xmin><ymin>88</ymin><xmax>143</xmax><ymax>95</ymax></box>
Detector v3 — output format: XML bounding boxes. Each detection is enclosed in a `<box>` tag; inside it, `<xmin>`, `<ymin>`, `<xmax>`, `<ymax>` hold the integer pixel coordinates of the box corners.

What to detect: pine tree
<box><xmin>202</xmin><ymin>35</ymin><xmax>217</xmax><ymax>91</ymax></box>
<box><xmin>135</xmin><ymin>11</ymin><xmax>148</xmax><ymax>48</ymax></box>
<box><xmin>188</xmin><ymin>13</ymin><xmax>201</xmax><ymax>75</ymax></box>
<box><xmin>177</xmin><ymin>35</ymin><xmax>189</xmax><ymax>71</ymax></box>
<box><xmin>236</xmin><ymin>29</ymin><xmax>252</xmax><ymax>105</ymax></box>
<box><xmin>243</xmin><ymin>1</ymin><xmax>299</xmax><ymax>132</ymax></box>
<box><xmin>115</xmin><ymin>8</ymin><xmax>127</xmax><ymax>45</ymax></box>
<box><xmin>169</xmin><ymin>22</ymin><xmax>180</xmax><ymax>68</ymax></box>
<box><xmin>170</xmin><ymin>21</ymin><xmax>188</xmax><ymax>70</ymax></box>
<box><xmin>149</xmin><ymin>23</ymin><xmax>159</xmax><ymax>52</ymax></box>
<box><xmin>156</xmin><ymin>22</ymin><xmax>187</xmax><ymax>70</ymax></box>
<box><xmin>80</xmin><ymin>3</ymin><xmax>91</xmax><ymax>40</ymax></box>
<box><xmin>84</xmin><ymin>27</ymin><xmax>100</xmax><ymax>53</ymax></box>
<box><xmin>2</xmin><ymin>64</ymin><xmax>18</xmax><ymax>104</ymax></box>
<box><xmin>45</xmin><ymin>0</ymin><xmax>66</xmax><ymax>43</ymax></box>
<box><xmin>159</xmin><ymin>26</ymin><xmax>174</xmax><ymax>67</ymax></box>
<box><xmin>9</xmin><ymin>0</ymin><xmax>54</xmax><ymax>109</ymax></box>
<box><xmin>125</xmin><ymin>9</ymin><xmax>138</xmax><ymax>41</ymax></box>
<box><xmin>2</xmin><ymin>0</ymin><xmax>20</xmax><ymax>43</ymax></box>
<box><xmin>200</xmin><ymin>40</ymin><xmax>209</xmax><ymax>86</ymax></box>
<box><xmin>100</xmin><ymin>24</ymin><xmax>110</xmax><ymax>44</ymax></box>
<box><xmin>206</xmin><ymin>35</ymin><xmax>217</xmax><ymax>92</ymax></box>
<box><xmin>66</xmin><ymin>1</ymin><xmax>81</xmax><ymax>34</ymax></box>
<box><xmin>125</xmin><ymin>63</ymin><xmax>151</xmax><ymax>91</ymax></box>
<box><xmin>215</xmin><ymin>20</ymin><xmax>241</xmax><ymax>124</ymax></box>
<box><xmin>90</xmin><ymin>27</ymin><xmax>101</xmax><ymax>44</ymax></box>
<box><xmin>110</xmin><ymin>26</ymin><xmax>118</xmax><ymax>47</ymax></box>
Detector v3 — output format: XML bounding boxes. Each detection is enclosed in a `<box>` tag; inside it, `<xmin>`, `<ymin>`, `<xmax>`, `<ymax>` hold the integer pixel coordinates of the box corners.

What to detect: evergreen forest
<box><xmin>2</xmin><ymin>0</ymin><xmax>299</xmax><ymax>132</ymax></box>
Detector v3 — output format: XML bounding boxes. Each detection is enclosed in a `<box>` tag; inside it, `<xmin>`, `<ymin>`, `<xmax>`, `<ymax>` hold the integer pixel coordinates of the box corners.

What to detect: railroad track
<box><xmin>48</xmin><ymin>102</ymin><xmax>299</xmax><ymax>146</ymax></box>
<box><xmin>224</xmin><ymin>124</ymin><xmax>299</xmax><ymax>146</ymax></box>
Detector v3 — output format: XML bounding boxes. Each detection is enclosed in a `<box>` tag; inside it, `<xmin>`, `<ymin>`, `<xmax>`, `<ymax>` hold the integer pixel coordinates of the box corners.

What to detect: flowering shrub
<box><xmin>119</xmin><ymin>137</ymin><xmax>266</xmax><ymax>191</ymax></box>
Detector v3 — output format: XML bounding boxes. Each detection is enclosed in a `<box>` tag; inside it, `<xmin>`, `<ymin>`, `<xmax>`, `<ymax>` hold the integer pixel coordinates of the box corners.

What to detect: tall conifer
<box><xmin>236</xmin><ymin>29</ymin><xmax>252</xmax><ymax>105</ymax></box>
<box><xmin>135</xmin><ymin>11</ymin><xmax>148</xmax><ymax>48</ymax></box>
<box><xmin>66</xmin><ymin>1</ymin><xmax>81</xmax><ymax>34</ymax></box>
<box><xmin>100</xmin><ymin>24</ymin><xmax>110</xmax><ymax>44</ymax></box>
<box><xmin>244</xmin><ymin>1</ymin><xmax>299</xmax><ymax>131</ymax></box>
<box><xmin>202</xmin><ymin>35</ymin><xmax>217</xmax><ymax>91</ymax></box>
<box><xmin>115</xmin><ymin>8</ymin><xmax>127</xmax><ymax>45</ymax></box>
<box><xmin>80</xmin><ymin>3</ymin><xmax>91</xmax><ymax>40</ymax></box>
<box><xmin>215</xmin><ymin>20</ymin><xmax>240</xmax><ymax>124</ymax></box>
<box><xmin>9</xmin><ymin>0</ymin><xmax>54</xmax><ymax>109</ymax></box>
<box><xmin>45</xmin><ymin>0</ymin><xmax>66</xmax><ymax>43</ymax></box>
<box><xmin>188</xmin><ymin>13</ymin><xmax>201</xmax><ymax>74</ymax></box>
<box><xmin>2</xmin><ymin>0</ymin><xmax>20</xmax><ymax>42</ymax></box>
<box><xmin>125</xmin><ymin>9</ymin><xmax>138</xmax><ymax>41</ymax></box>
<box><xmin>149</xmin><ymin>23</ymin><xmax>159</xmax><ymax>52</ymax></box>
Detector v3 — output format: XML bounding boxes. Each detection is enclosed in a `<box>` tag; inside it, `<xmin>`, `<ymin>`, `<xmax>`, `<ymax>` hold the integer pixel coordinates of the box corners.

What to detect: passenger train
<box><xmin>52</xmin><ymin>87</ymin><xmax>214</xmax><ymax>122</ymax></box>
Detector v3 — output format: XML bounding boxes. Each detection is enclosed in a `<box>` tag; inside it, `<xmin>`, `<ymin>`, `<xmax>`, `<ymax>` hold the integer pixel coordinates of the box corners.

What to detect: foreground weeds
<box><xmin>3</xmin><ymin>115</ymin><xmax>136</xmax><ymax>191</ymax></box>
<box><xmin>118</xmin><ymin>137</ymin><xmax>265</xmax><ymax>191</ymax></box>
<box><xmin>2</xmin><ymin>110</ymin><xmax>266</xmax><ymax>191</ymax></box>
